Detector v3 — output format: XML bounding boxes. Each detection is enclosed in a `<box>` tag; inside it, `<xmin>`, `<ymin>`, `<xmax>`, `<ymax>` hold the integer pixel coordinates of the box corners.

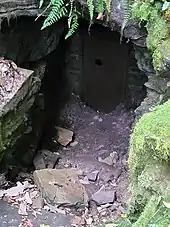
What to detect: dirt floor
<box><xmin>0</xmin><ymin>94</ymin><xmax>135</xmax><ymax>227</ymax></box>
<box><xmin>55</xmin><ymin>94</ymin><xmax>135</xmax><ymax>224</ymax></box>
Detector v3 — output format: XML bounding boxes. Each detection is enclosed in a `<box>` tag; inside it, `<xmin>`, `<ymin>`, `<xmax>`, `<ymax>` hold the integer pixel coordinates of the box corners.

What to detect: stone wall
<box><xmin>0</xmin><ymin>0</ymin><xmax>170</xmax><ymax>171</ymax></box>
<box><xmin>65</xmin><ymin>24</ymin><xmax>147</xmax><ymax>111</ymax></box>
<box><xmin>1</xmin><ymin>0</ymin><xmax>168</xmax><ymax>117</ymax></box>
<box><xmin>0</xmin><ymin>15</ymin><xmax>66</xmax><ymax>169</ymax></box>
<box><xmin>0</xmin><ymin>60</ymin><xmax>46</xmax><ymax>170</ymax></box>
<box><xmin>65</xmin><ymin>31</ymin><xmax>83</xmax><ymax>96</ymax></box>
<box><xmin>134</xmin><ymin>46</ymin><xmax>170</xmax><ymax>119</ymax></box>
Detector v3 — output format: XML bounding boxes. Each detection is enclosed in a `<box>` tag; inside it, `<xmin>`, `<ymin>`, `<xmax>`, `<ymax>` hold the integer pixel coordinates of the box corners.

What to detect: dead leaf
<box><xmin>18</xmin><ymin>202</ymin><xmax>28</xmax><ymax>216</ymax></box>
<box><xmin>19</xmin><ymin>219</ymin><xmax>34</xmax><ymax>227</ymax></box>
<box><xmin>85</xmin><ymin>217</ymin><xmax>93</xmax><ymax>225</ymax></box>
<box><xmin>40</xmin><ymin>225</ymin><xmax>50</xmax><ymax>227</ymax></box>
<box><xmin>24</xmin><ymin>192</ymin><xmax>32</xmax><ymax>205</ymax></box>
<box><xmin>71</xmin><ymin>216</ymin><xmax>85</xmax><ymax>226</ymax></box>
<box><xmin>29</xmin><ymin>190</ymin><xmax>39</xmax><ymax>199</ymax></box>
<box><xmin>96</xmin><ymin>12</ymin><xmax>104</xmax><ymax>20</ymax></box>
<box><xmin>163</xmin><ymin>201</ymin><xmax>170</xmax><ymax>208</ymax></box>
<box><xmin>43</xmin><ymin>204</ymin><xmax>58</xmax><ymax>213</ymax></box>
<box><xmin>79</xmin><ymin>176</ymin><xmax>90</xmax><ymax>185</ymax></box>
<box><xmin>5</xmin><ymin>181</ymin><xmax>29</xmax><ymax>197</ymax></box>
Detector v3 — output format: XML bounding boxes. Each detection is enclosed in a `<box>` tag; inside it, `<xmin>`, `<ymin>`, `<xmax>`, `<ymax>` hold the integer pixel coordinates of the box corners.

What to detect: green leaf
<box><xmin>97</xmin><ymin>0</ymin><xmax>104</xmax><ymax>13</ymax></box>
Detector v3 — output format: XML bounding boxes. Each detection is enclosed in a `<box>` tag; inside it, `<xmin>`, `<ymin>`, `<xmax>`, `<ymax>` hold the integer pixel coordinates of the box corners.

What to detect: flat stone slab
<box><xmin>33</xmin><ymin>168</ymin><xmax>89</xmax><ymax>206</ymax></box>
<box><xmin>92</xmin><ymin>189</ymin><xmax>116</xmax><ymax>205</ymax></box>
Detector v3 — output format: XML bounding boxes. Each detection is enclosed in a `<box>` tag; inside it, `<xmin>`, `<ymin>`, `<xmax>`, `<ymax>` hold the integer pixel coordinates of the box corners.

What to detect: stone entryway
<box><xmin>81</xmin><ymin>24</ymin><xmax>129</xmax><ymax>112</ymax></box>
<box><xmin>65</xmin><ymin>22</ymin><xmax>133</xmax><ymax>113</ymax></box>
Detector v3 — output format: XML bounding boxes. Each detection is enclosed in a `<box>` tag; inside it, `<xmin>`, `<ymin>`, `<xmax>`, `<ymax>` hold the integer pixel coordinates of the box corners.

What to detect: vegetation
<box><xmin>37</xmin><ymin>0</ymin><xmax>110</xmax><ymax>39</ymax></box>
<box><xmin>128</xmin><ymin>100</ymin><xmax>170</xmax><ymax>226</ymax></box>
<box><xmin>36</xmin><ymin>0</ymin><xmax>170</xmax><ymax>226</ymax></box>
<box><xmin>131</xmin><ymin>0</ymin><xmax>170</xmax><ymax>71</ymax></box>
<box><xmin>104</xmin><ymin>101</ymin><xmax>170</xmax><ymax>226</ymax></box>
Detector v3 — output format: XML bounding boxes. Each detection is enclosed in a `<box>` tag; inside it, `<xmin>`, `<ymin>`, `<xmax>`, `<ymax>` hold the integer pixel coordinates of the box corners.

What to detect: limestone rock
<box><xmin>98</xmin><ymin>152</ymin><xmax>118</xmax><ymax>166</ymax></box>
<box><xmin>0</xmin><ymin>0</ymin><xmax>146</xmax><ymax>42</ymax></box>
<box><xmin>92</xmin><ymin>189</ymin><xmax>116</xmax><ymax>205</ymax></box>
<box><xmin>135</xmin><ymin>89</ymin><xmax>161</xmax><ymax>119</ymax></box>
<box><xmin>86</xmin><ymin>170</ymin><xmax>99</xmax><ymax>182</ymax></box>
<box><xmin>56</xmin><ymin>127</ymin><xmax>73</xmax><ymax>146</ymax></box>
<box><xmin>33</xmin><ymin>154</ymin><xmax>46</xmax><ymax>170</ymax></box>
<box><xmin>145</xmin><ymin>76</ymin><xmax>169</xmax><ymax>94</ymax></box>
<box><xmin>33</xmin><ymin>150</ymin><xmax>60</xmax><ymax>170</ymax></box>
<box><xmin>33</xmin><ymin>168</ymin><xmax>89</xmax><ymax>206</ymax></box>
<box><xmin>0</xmin><ymin>16</ymin><xmax>66</xmax><ymax>64</ymax></box>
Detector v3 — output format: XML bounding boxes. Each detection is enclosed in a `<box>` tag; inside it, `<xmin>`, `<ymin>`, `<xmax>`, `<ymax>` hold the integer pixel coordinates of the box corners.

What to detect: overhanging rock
<box><xmin>0</xmin><ymin>0</ymin><xmax>40</xmax><ymax>18</ymax></box>
<box><xmin>0</xmin><ymin>59</ymin><xmax>46</xmax><ymax>165</ymax></box>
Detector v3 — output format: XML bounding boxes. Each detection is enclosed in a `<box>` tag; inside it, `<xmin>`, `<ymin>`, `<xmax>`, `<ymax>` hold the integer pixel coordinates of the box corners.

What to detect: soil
<box><xmin>0</xmin><ymin>94</ymin><xmax>135</xmax><ymax>226</ymax></box>
<box><xmin>54</xmin><ymin>94</ymin><xmax>135</xmax><ymax>223</ymax></box>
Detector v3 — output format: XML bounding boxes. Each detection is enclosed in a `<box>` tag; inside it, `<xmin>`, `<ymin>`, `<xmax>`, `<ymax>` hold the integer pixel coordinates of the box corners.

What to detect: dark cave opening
<box><xmin>64</xmin><ymin>20</ymin><xmax>148</xmax><ymax>113</ymax></box>
<box><xmin>0</xmin><ymin>16</ymin><xmax>148</xmax><ymax>179</ymax></box>
<box><xmin>37</xmin><ymin>20</ymin><xmax>148</xmax><ymax>150</ymax></box>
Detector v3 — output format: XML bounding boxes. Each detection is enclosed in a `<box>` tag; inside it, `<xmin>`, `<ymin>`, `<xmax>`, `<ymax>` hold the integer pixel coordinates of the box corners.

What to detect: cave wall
<box><xmin>65</xmin><ymin>24</ymin><xmax>129</xmax><ymax>113</ymax></box>
<box><xmin>65</xmin><ymin>23</ymin><xmax>147</xmax><ymax>111</ymax></box>
<box><xmin>0</xmin><ymin>16</ymin><xmax>67</xmax><ymax>169</ymax></box>
<box><xmin>1</xmin><ymin>0</ymin><xmax>169</xmax><ymax>117</ymax></box>
<box><xmin>0</xmin><ymin>0</ymin><xmax>170</xmax><ymax>169</ymax></box>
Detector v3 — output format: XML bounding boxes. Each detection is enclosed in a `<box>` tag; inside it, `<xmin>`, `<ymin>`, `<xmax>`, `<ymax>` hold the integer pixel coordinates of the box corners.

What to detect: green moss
<box><xmin>152</xmin><ymin>48</ymin><xmax>162</xmax><ymax>71</ymax></box>
<box><xmin>129</xmin><ymin>100</ymin><xmax>170</xmax><ymax>180</ymax></box>
<box><xmin>128</xmin><ymin>100</ymin><xmax>170</xmax><ymax>225</ymax></box>
<box><xmin>146</xmin><ymin>10</ymin><xmax>169</xmax><ymax>52</ymax></box>
<box><xmin>132</xmin><ymin>1</ymin><xmax>153</xmax><ymax>21</ymax></box>
<box><xmin>132</xmin><ymin>195</ymin><xmax>170</xmax><ymax>227</ymax></box>
<box><xmin>132</xmin><ymin>0</ymin><xmax>170</xmax><ymax>72</ymax></box>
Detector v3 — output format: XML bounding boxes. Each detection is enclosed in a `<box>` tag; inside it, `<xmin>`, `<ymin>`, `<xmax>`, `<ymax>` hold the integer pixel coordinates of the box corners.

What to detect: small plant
<box><xmin>37</xmin><ymin>0</ymin><xmax>109</xmax><ymax>39</ymax></box>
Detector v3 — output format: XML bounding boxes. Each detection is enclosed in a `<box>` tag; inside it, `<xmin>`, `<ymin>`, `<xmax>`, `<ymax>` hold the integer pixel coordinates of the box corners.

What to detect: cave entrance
<box><xmin>81</xmin><ymin>24</ymin><xmax>128</xmax><ymax>113</ymax></box>
<box><xmin>66</xmin><ymin>21</ymin><xmax>146</xmax><ymax>113</ymax></box>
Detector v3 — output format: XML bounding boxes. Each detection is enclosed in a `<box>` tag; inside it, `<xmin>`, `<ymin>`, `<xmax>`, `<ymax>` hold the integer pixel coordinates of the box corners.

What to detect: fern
<box><xmin>87</xmin><ymin>0</ymin><xmax>94</xmax><ymax>21</ymax></box>
<box><xmin>39</xmin><ymin>0</ymin><xmax>44</xmax><ymax>8</ymax></box>
<box><xmin>65</xmin><ymin>9</ymin><xmax>79</xmax><ymax>39</ymax></box>
<box><xmin>120</xmin><ymin>0</ymin><xmax>133</xmax><ymax>43</ymax></box>
<box><xmin>41</xmin><ymin>0</ymin><xmax>67</xmax><ymax>30</ymax></box>
<box><xmin>97</xmin><ymin>0</ymin><xmax>104</xmax><ymax>13</ymax></box>
<box><xmin>37</xmin><ymin>0</ymin><xmax>111</xmax><ymax>39</ymax></box>
<box><xmin>68</xmin><ymin>0</ymin><xmax>74</xmax><ymax>27</ymax></box>
<box><xmin>104</xmin><ymin>0</ymin><xmax>111</xmax><ymax>14</ymax></box>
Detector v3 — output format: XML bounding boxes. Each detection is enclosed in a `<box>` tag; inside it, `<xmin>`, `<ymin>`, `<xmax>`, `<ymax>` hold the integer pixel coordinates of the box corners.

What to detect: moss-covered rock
<box><xmin>129</xmin><ymin>100</ymin><xmax>170</xmax><ymax>180</ymax></box>
<box><xmin>132</xmin><ymin>0</ymin><xmax>170</xmax><ymax>72</ymax></box>
<box><xmin>126</xmin><ymin>100</ymin><xmax>170</xmax><ymax>226</ymax></box>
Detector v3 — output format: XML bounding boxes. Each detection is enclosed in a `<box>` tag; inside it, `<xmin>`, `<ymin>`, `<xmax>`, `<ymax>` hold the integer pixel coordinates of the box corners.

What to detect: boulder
<box><xmin>33</xmin><ymin>168</ymin><xmax>89</xmax><ymax>206</ymax></box>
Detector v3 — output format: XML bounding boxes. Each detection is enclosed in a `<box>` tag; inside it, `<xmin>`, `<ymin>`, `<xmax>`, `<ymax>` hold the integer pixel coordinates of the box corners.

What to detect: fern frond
<box><xmin>97</xmin><ymin>0</ymin><xmax>104</xmax><ymax>13</ymax></box>
<box><xmin>120</xmin><ymin>0</ymin><xmax>133</xmax><ymax>43</ymax></box>
<box><xmin>65</xmin><ymin>9</ymin><xmax>79</xmax><ymax>39</ymax></box>
<box><xmin>39</xmin><ymin>0</ymin><xmax>44</xmax><ymax>8</ymax></box>
<box><xmin>104</xmin><ymin>0</ymin><xmax>111</xmax><ymax>14</ymax></box>
<box><xmin>41</xmin><ymin>0</ymin><xmax>67</xmax><ymax>30</ymax></box>
<box><xmin>87</xmin><ymin>0</ymin><xmax>94</xmax><ymax>21</ymax></box>
<box><xmin>68</xmin><ymin>0</ymin><xmax>74</xmax><ymax>27</ymax></box>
